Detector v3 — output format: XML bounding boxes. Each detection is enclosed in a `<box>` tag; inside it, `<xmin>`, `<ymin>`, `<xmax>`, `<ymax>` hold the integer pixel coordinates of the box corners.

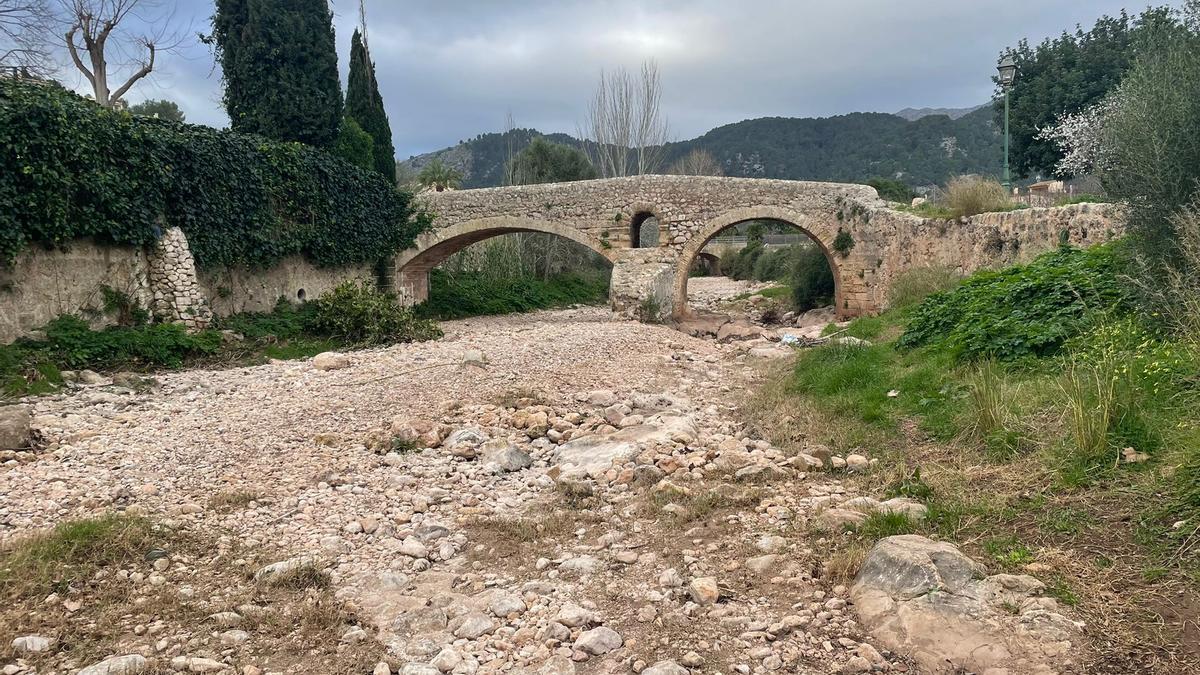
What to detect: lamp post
<box><xmin>997</xmin><ymin>56</ymin><xmax>1018</xmax><ymax>192</ymax></box>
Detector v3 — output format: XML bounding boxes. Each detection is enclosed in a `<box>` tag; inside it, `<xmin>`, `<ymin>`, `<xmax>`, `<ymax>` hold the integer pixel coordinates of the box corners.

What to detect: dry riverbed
<box><xmin>0</xmin><ymin>303</ymin><xmax>1087</xmax><ymax>675</ymax></box>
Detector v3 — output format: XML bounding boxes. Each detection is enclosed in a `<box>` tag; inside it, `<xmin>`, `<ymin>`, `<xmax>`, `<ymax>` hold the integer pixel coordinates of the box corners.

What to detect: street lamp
<box><xmin>997</xmin><ymin>56</ymin><xmax>1018</xmax><ymax>192</ymax></box>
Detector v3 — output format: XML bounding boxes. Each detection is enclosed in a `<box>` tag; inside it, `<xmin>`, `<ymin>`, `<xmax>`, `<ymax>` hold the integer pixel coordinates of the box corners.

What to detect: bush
<box><xmin>308</xmin><ymin>282</ymin><xmax>442</xmax><ymax>345</ymax></box>
<box><xmin>866</xmin><ymin>177</ymin><xmax>917</xmax><ymax>203</ymax></box>
<box><xmin>416</xmin><ymin>270</ymin><xmax>609</xmax><ymax>320</ymax></box>
<box><xmin>943</xmin><ymin>175</ymin><xmax>1013</xmax><ymax>217</ymax></box>
<box><xmin>899</xmin><ymin>245</ymin><xmax>1133</xmax><ymax>361</ymax></box>
<box><xmin>38</xmin><ymin>316</ymin><xmax>223</xmax><ymax>369</ymax></box>
<box><xmin>0</xmin><ymin>79</ymin><xmax>428</xmax><ymax>269</ymax></box>
<box><xmin>886</xmin><ymin>266</ymin><xmax>962</xmax><ymax>310</ymax></box>
<box><xmin>333</xmin><ymin>117</ymin><xmax>375</xmax><ymax>171</ymax></box>
<box><xmin>791</xmin><ymin>245</ymin><xmax>835</xmax><ymax>311</ymax></box>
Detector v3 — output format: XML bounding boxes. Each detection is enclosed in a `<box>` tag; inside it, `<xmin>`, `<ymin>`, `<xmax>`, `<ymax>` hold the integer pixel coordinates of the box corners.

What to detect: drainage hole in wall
<box><xmin>297</xmin><ymin>288</ymin><xmax>306</xmax><ymax>301</ymax></box>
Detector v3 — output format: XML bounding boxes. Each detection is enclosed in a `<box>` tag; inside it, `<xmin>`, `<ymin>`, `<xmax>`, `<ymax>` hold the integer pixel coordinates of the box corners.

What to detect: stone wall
<box><xmin>0</xmin><ymin>240</ymin><xmax>150</xmax><ymax>342</ymax></box>
<box><xmin>148</xmin><ymin>227</ymin><xmax>213</xmax><ymax>330</ymax></box>
<box><xmin>1</xmin><ymin>227</ymin><xmax>375</xmax><ymax>343</ymax></box>
<box><xmin>874</xmin><ymin>203</ymin><xmax>1121</xmax><ymax>308</ymax></box>
<box><xmin>199</xmin><ymin>256</ymin><xmax>375</xmax><ymax>316</ymax></box>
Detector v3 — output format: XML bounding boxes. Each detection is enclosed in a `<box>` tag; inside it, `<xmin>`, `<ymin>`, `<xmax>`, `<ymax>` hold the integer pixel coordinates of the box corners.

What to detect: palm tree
<box><xmin>417</xmin><ymin>158</ymin><xmax>463</xmax><ymax>192</ymax></box>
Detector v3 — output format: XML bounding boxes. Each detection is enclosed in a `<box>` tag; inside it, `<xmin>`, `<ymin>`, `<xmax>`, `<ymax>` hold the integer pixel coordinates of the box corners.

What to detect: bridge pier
<box><xmin>609</xmin><ymin>251</ymin><xmax>677</xmax><ymax>322</ymax></box>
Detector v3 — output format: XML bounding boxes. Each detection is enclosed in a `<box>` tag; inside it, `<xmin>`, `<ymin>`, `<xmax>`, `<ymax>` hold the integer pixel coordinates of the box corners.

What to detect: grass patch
<box><xmin>852</xmin><ymin>511</ymin><xmax>918</xmax><ymax>541</ymax></box>
<box><xmin>416</xmin><ymin>270</ymin><xmax>609</xmax><ymax>320</ymax></box>
<box><xmin>0</xmin><ymin>514</ymin><xmax>163</xmax><ymax>600</ymax></box>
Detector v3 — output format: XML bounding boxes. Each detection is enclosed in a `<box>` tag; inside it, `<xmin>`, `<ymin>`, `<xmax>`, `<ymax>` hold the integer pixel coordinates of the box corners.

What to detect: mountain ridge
<box><xmin>400</xmin><ymin>105</ymin><xmax>1001</xmax><ymax>189</ymax></box>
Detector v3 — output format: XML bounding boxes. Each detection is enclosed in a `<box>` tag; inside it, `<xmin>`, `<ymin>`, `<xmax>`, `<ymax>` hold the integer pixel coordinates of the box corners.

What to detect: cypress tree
<box><xmin>213</xmin><ymin>0</ymin><xmax>343</xmax><ymax>148</ymax></box>
<box><xmin>345</xmin><ymin>29</ymin><xmax>396</xmax><ymax>181</ymax></box>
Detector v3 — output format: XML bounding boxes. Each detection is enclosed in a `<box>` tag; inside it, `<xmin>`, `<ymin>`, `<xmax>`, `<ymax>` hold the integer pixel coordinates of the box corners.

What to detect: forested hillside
<box><xmin>400</xmin><ymin>106</ymin><xmax>1001</xmax><ymax>189</ymax></box>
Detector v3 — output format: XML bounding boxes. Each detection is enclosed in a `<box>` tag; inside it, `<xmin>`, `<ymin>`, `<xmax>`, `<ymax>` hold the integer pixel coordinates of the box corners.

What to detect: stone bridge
<box><xmin>397</xmin><ymin>175</ymin><xmax>1118</xmax><ymax>321</ymax></box>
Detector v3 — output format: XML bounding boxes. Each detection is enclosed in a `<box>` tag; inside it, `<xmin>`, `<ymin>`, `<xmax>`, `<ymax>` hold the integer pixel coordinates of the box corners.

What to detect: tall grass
<box><xmin>944</xmin><ymin>175</ymin><xmax>1014</xmax><ymax>217</ymax></box>
<box><xmin>1059</xmin><ymin>356</ymin><xmax>1119</xmax><ymax>475</ymax></box>
<box><xmin>886</xmin><ymin>266</ymin><xmax>962</xmax><ymax>310</ymax></box>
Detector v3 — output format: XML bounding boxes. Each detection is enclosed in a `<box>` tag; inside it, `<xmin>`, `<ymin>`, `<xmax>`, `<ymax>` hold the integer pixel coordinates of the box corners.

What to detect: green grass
<box><xmin>851</xmin><ymin>511</ymin><xmax>918</xmax><ymax>541</ymax></box>
<box><xmin>0</xmin><ymin>514</ymin><xmax>162</xmax><ymax>599</ymax></box>
<box><xmin>415</xmin><ymin>270</ymin><xmax>610</xmax><ymax>320</ymax></box>
<box><xmin>791</xmin><ymin>327</ymin><xmax>964</xmax><ymax>439</ymax></box>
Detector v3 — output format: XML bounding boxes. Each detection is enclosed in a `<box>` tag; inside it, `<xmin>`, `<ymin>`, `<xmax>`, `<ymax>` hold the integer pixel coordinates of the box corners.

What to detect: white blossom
<box><xmin>1037</xmin><ymin>95</ymin><xmax>1123</xmax><ymax>177</ymax></box>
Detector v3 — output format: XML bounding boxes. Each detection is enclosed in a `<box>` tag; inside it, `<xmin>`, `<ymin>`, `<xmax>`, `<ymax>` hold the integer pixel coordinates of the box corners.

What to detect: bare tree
<box><xmin>61</xmin><ymin>0</ymin><xmax>180</xmax><ymax>106</ymax></box>
<box><xmin>668</xmin><ymin>148</ymin><xmax>723</xmax><ymax>176</ymax></box>
<box><xmin>581</xmin><ymin>59</ymin><xmax>670</xmax><ymax>177</ymax></box>
<box><xmin>0</xmin><ymin>0</ymin><xmax>54</xmax><ymax>74</ymax></box>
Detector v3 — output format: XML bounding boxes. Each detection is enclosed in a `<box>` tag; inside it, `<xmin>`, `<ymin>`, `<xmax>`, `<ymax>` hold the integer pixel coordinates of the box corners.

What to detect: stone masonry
<box><xmin>146</xmin><ymin>227</ymin><xmax>213</xmax><ymax>330</ymax></box>
<box><xmin>409</xmin><ymin>175</ymin><xmax>1122</xmax><ymax>320</ymax></box>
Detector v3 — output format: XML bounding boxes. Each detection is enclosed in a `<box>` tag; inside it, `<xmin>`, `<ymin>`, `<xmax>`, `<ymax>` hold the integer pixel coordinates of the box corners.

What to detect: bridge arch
<box><xmin>673</xmin><ymin>205</ymin><xmax>842</xmax><ymax>318</ymax></box>
<box><xmin>393</xmin><ymin>216</ymin><xmax>617</xmax><ymax>304</ymax></box>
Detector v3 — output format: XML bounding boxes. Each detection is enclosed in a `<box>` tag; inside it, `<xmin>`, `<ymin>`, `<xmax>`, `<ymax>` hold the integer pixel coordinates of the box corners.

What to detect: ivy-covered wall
<box><xmin>0</xmin><ymin>79</ymin><xmax>429</xmax><ymax>270</ymax></box>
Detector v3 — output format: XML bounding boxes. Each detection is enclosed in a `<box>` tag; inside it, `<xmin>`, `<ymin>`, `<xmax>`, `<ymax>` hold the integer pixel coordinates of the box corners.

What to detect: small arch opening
<box><xmin>630</xmin><ymin>212</ymin><xmax>660</xmax><ymax>248</ymax></box>
<box><xmin>296</xmin><ymin>288</ymin><xmax>307</xmax><ymax>301</ymax></box>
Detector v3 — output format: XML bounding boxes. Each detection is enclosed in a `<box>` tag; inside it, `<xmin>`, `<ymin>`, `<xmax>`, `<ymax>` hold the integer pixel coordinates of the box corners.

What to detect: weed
<box><xmin>832</xmin><ymin>229</ymin><xmax>855</xmax><ymax>257</ymax></box>
<box><xmin>983</xmin><ymin>536</ymin><xmax>1035</xmax><ymax>568</ymax></box>
<box><xmin>0</xmin><ymin>514</ymin><xmax>161</xmax><ymax>600</ymax></box>
<box><xmin>263</xmin><ymin>563</ymin><xmax>331</xmax><ymax>590</ymax></box>
<box><xmin>209</xmin><ymin>489</ymin><xmax>264</xmax><ymax>511</ymax></box>
<box><xmin>887</xmin><ymin>266</ymin><xmax>962</xmax><ymax>310</ymax></box>
<box><xmin>852</xmin><ymin>511</ymin><xmax>917</xmax><ymax>541</ymax></box>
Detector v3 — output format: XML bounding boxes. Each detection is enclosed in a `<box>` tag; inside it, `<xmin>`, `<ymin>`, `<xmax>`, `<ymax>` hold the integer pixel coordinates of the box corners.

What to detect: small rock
<box><xmin>11</xmin><ymin>635</ymin><xmax>54</xmax><ymax>653</ymax></box>
<box><xmin>312</xmin><ymin>352</ymin><xmax>350</xmax><ymax>371</ymax></box>
<box><xmin>453</xmin><ymin>612</ymin><xmax>496</xmax><ymax>639</ymax></box>
<box><xmin>79</xmin><ymin>655</ymin><xmax>147</xmax><ymax>675</ymax></box>
<box><xmin>688</xmin><ymin>576</ymin><xmax>720</xmax><ymax>605</ymax></box>
<box><xmin>641</xmin><ymin>661</ymin><xmax>688</xmax><ymax>675</ymax></box>
<box><xmin>573</xmin><ymin>626</ymin><xmax>623</xmax><ymax>655</ymax></box>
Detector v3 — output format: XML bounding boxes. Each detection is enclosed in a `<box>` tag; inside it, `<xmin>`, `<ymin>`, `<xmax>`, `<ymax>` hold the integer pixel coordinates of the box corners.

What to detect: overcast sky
<box><xmin>68</xmin><ymin>0</ymin><xmax>1158</xmax><ymax>158</ymax></box>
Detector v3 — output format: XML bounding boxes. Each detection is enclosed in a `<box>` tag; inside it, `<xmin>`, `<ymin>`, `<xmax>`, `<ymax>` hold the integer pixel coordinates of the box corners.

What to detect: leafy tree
<box><xmin>417</xmin><ymin>158</ymin><xmax>462</xmax><ymax>192</ymax></box>
<box><xmin>345</xmin><ymin>28</ymin><xmax>395</xmax><ymax>181</ymax></box>
<box><xmin>128</xmin><ymin>98</ymin><xmax>185</xmax><ymax>122</ymax></box>
<box><xmin>995</xmin><ymin>6</ymin><xmax>1178</xmax><ymax>178</ymax></box>
<box><xmin>866</xmin><ymin>177</ymin><xmax>915</xmax><ymax>202</ymax></box>
<box><xmin>1099</xmin><ymin>4</ymin><xmax>1200</xmax><ymax>271</ymax></box>
<box><xmin>333</xmin><ymin>117</ymin><xmax>374</xmax><ymax>171</ymax></box>
<box><xmin>507</xmin><ymin>137</ymin><xmax>596</xmax><ymax>185</ymax></box>
<box><xmin>211</xmin><ymin>0</ymin><xmax>343</xmax><ymax>148</ymax></box>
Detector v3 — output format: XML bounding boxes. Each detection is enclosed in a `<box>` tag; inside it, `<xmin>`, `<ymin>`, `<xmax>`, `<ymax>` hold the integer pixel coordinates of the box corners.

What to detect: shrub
<box><xmin>333</xmin><ymin>117</ymin><xmax>375</xmax><ymax>171</ymax></box>
<box><xmin>866</xmin><ymin>177</ymin><xmax>917</xmax><ymax>203</ymax></box>
<box><xmin>886</xmin><ymin>266</ymin><xmax>962</xmax><ymax>310</ymax></box>
<box><xmin>35</xmin><ymin>316</ymin><xmax>222</xmax><ymax>369</ymax></box>
<box><xmin>899</xmin><ymin>245</ymin><xmax>1133</xmax><ymax>361</ymax></box>
<box><xmin>0</xmin><ymin>79</ymin><xmax>428</xmax><ymax>269</ymax></box>
<box><xmin>943</xmin><ymin>175</ymin><xmax>1013</xmax><ymax>217</ymax></box>
<box><xmin>832</xmin><ymin>229</ymin><xmax>855</xmax><ymax>257</ymax></box>
<box><xmin>307</xmin><ymin>282</ymin><xmax>441</xmax><ymax>345</ymax></box>
<box><xmin>791</xmin><ymin>245</ymin><xmax>835</xmax><ymax>311</ymax></box>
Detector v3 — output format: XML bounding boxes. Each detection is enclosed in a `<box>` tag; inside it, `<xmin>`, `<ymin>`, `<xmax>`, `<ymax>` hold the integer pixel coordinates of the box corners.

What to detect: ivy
<box><xmin>0</xmin><ymin>80</ymin><xmax>430</xmax><ymax>269</ymax></box>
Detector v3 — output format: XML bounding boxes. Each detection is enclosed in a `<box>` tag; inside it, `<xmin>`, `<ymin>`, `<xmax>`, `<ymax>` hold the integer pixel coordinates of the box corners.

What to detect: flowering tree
<box><xmin>1036</xmin><ymin>95</ymin><xmax>1122</xmax><ymax>178</ymax></box>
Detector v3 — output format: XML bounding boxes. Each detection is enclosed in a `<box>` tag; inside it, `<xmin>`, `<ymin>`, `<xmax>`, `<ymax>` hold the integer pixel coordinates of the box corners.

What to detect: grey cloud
<box><xmin>92</xmin><ymin>0</ymin><xmax>1146</xmax><ymax>157</ymax></box>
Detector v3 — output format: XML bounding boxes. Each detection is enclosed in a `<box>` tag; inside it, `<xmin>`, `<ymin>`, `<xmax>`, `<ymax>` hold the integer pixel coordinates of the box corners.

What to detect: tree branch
<box><xmin>65</xmin><ymin>24</ymin><xmax>95</xmax><ymax>86</ymax></box>
<box><xmin>107</xmin><ymin>39</ymin><xmax>153</xmax><ymax>102</ymax></box>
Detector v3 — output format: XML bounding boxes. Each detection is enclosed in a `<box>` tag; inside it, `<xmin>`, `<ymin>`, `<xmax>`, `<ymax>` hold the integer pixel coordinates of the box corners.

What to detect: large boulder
<box><xmin>313</xmin><ymin>352</ymin><xmax>351</xmax><ymax>371</ymax></box>
<box><xmin>555</xmin><ymin>415</ymin><xmax>698</xmax><ymax>477</ymax></box>
<box><xmin>0</xmin><ymin>405</ymin><xmax>32</xmax><ymax>450</ymax></box>
<box><xmin>851</xmin><ymin>535</ymin><xmax>1085</xmax><ymax>674</ymax></box>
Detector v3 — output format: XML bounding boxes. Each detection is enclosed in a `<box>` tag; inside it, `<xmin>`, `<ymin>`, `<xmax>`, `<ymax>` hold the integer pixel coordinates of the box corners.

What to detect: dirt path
<box><xmin>1</xmin><ymin>306</ymin><xmax>898</xmax><ymax>674</ymax></box>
